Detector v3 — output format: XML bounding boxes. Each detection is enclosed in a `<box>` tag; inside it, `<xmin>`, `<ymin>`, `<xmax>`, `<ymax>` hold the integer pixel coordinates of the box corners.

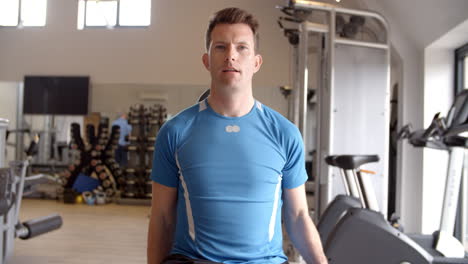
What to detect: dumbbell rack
<box><xmin>59</xmin><ymin>118</ymin><xmax>121</xmax><ymax>204</ymax></box>
<box><xmin>117</xmin><ymin>104</ymin><xmax>166</xmax><ymax>205</ymax></box>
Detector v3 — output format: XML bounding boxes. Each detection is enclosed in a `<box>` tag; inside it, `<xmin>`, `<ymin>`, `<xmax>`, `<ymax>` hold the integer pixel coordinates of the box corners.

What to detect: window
<box><xmin>77</xmin><ymin>0</ymin><xmax>151</xmax><ymax>30</ymax></box>
<box><xmin>455</xmin><ymin>42</ymin><xmax>468</xmax><ymax>94</ymax></box>
<box><xmin>0</xmin><ymin>0</ymin><xmax>47</xmax><ymax>27</ymax></box>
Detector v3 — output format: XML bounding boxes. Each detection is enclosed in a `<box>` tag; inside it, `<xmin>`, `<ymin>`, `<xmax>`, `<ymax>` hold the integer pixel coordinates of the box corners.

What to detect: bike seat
<box><xmin>325</xmin><ymin>155</ymin><xmax>338</xmax><ymax>166</ymax></box>
<box><xmin>328</xmin><ymin>155</ymin><xmax>379</xmax><ymax>170</ymax></box>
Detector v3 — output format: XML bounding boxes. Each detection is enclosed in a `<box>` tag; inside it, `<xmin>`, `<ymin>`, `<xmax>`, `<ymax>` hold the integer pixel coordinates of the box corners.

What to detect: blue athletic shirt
<box><xmin>111</xmin><ymin>117</ymin><xmax>132</xmax><ymax>146</ymax></box>
<box><xmin>151</xmin><ymin>99</ymin><xmax>308</xmax><ymax>264</ymax></box>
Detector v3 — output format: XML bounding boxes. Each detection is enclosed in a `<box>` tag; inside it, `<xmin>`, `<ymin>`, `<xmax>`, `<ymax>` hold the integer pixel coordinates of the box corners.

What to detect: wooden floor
<box><xmin>8</xmin><ymin>199</ymin><xmax>468</xmax><ymax>264</ymax></box>
<box><xmin>10</xmin><ymin>199</ymin><xmax>150</xmax><ymax>264</ymax></box>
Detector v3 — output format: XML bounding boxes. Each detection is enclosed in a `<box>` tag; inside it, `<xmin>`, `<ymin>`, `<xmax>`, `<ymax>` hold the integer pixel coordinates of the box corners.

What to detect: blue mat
<box><xmin>72</xmin><ymin>173</ymin><xmax>100</xmax><ymax>193</ymax></box>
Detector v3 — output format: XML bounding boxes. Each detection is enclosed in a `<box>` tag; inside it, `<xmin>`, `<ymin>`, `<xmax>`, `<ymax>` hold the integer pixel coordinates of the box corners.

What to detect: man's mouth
<box><xmin>222</xmin><ymin>68</ymin><xmax>240</xmax><ymax>73</ymax></box>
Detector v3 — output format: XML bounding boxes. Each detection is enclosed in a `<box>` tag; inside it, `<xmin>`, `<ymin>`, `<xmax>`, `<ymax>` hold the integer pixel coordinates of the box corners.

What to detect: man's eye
<box><xmin>238</xmin><ymin>46</ymin><xmax>248</xmax><ymax>51</ymax></box>
<box><xmin>214</xmin><ymin>45</ymin><xmax>225</xmax><ymax>50</ymax></box>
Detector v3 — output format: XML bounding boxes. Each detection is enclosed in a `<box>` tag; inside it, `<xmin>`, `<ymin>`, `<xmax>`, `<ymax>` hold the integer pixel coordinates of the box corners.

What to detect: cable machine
<box><xmin>278</xmin><ymin>0</ymin><xmax>391</xmax><ymax>220</ymax></box>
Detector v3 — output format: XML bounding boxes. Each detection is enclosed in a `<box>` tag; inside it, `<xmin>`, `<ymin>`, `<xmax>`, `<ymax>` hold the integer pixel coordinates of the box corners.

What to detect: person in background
<box><xmin>112</xmin><ymin>113</ymin><xmax>132</xmax><ymax>167</ymax></box>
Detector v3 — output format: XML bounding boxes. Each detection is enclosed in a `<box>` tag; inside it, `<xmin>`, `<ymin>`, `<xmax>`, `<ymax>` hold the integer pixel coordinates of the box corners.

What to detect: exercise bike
<box><xmin>322</xmin><ymin>90</ymin><xmax>468</xmax><ymax>263</ymax></box>
<box><xmin>317</xmin><ymin>154</ymin><xmax>382</xmax><ymax>244</ymax></box>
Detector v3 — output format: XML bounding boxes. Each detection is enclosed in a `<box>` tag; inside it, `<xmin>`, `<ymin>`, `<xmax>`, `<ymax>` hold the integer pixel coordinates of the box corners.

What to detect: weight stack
<box><xmin>122</xmin><ymin>104</ymin><xmax>147</xmax><ymax>200</ymax></box>
<box><xmin>118</xmin><ymin>104</ymin><xmax>167</xmax><ymax>204</ymax></box>
<box><xmin>144</xmin><ymin>104</ymin><xmax>167</xmax><ymax>198</ymax></box>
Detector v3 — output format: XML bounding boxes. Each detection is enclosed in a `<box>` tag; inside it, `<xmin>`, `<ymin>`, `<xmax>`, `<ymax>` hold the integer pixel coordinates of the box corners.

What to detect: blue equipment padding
<box><xmin>72</xmin><ymin>173</ymin><xmax>100</xmax><ymax>193</ymax></box>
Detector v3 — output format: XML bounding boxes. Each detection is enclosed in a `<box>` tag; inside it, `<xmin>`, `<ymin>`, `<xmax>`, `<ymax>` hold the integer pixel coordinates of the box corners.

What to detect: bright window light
<box><xmin>77</xmin><ymin>0</ymin><xmax>85</xmax><ymax>30</ymax></box>
<box><xmin>85</xmin><ymin>0</ymin><xmax>117</xmax><ymax>27</ymax></box>
<box><xmin>119</xmin><ymin>0</ymin><xmax>151</xmax><ymax>26</ymax></box>
<box><xmin>21</xmin><ymin>0</ymin><xmax>47</xmax><ymax>26</ymax></box>
<box><xmin>0</xmin><ymin>0</ymin><xmax>20</xmax><ymax>26</ymax></box>
<box><xmin>77</xmin><ymin>0</ymin><xmax>151</xmax><ymax>29</ymax></box>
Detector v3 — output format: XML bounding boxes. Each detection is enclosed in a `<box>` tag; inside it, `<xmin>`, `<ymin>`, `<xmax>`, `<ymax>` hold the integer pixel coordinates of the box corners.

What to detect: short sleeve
<box><xmin>282</xmin><ymin>125</ymin><xmax>308</xmax><ymax>189</ymax></box>
<box><xmin>150</xmin><ymin>122</ymin><xmax>180</xmax><ymax>188</ymax></box>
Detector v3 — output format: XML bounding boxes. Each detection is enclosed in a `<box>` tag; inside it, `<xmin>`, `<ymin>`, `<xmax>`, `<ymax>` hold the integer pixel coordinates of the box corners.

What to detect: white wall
<box><xmin>0</xmin><ymin>0</ymin><xmax>290</xmax><ymax>116</ymax></box>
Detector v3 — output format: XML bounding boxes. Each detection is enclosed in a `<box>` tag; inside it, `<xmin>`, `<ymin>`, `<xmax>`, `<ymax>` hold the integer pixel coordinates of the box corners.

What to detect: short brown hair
<box><xmin>205</xmin><ymin>7</ymin><xmax>259</xmax><ymax>52</ymax></box>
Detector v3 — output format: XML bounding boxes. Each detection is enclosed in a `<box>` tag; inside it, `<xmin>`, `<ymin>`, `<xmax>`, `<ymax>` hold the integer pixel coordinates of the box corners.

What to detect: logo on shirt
<box><xmin>225</xmin><ymin>125</ymin><xmax>240</xmax><ymax>133</ymax></box>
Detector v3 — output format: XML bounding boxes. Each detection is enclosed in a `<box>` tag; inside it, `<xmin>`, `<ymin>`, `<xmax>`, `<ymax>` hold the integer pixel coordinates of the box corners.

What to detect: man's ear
<box><xmin>202</xmin><ymin>53</ymin><xmax>210</xmax><ymax>70</ymax></box>
<box><xmin>253</xmin><ymin>54</ymin><xmax>263</xmax><ymax>73</ymax></box>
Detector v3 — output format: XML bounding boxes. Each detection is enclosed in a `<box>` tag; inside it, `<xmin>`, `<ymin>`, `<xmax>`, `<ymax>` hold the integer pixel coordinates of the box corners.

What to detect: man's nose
<box><xmin>225</xmin><ymin>45</ymin><xmax>237</xmax><ymax>61</ymax></box>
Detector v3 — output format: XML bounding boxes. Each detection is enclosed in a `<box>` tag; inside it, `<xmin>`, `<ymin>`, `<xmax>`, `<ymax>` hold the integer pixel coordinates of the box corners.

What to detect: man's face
<box><xmin>202</xmin><ymin>23</ymin><xmax>262</xmax><ymax>91</ymax></box>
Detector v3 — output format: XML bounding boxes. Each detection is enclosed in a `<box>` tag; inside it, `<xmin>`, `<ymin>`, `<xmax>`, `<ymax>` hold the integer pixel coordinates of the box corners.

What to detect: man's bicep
<box><xmin>283</xmin><ymin>184</ymin><xmax>309</xmax><ymax>218</ymax></box>
<box><xmin>151</xmin><ymin>182</ymin><xmax>178</xmax><ymax>217</ymax></box>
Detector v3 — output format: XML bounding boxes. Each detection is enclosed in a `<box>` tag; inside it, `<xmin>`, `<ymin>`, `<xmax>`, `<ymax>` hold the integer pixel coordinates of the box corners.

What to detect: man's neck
<box><xmin>207</xmin><ymin>86</ymin><xmax>255</xmax><ymax>117</ymax></box>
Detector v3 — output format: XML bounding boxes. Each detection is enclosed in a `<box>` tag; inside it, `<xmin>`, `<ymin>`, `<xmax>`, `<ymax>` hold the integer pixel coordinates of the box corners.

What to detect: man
<box><xmin>147</xmin><ymin>7</ymin><xmax>328</xmax><ymax>264</ymax></box>
<box><xmin>112</xmin><ymin>113</ymin><xmax>132</xmax><ymax>167</ymax></box>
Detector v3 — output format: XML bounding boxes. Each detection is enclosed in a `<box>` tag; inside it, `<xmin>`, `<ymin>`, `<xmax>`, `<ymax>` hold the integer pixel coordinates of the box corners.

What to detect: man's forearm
<box><xmin>147</xmin><ymin>215</ymin><xmax>175</xmax><ymax>264</ymax></box>
<box><xmin>285</xmin><ymin>210</ymin><xmax>328</xmax><ymax>264</ymax></box>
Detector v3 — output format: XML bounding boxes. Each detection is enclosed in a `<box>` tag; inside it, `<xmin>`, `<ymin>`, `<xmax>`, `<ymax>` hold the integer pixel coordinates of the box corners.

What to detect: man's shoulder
<box><xmin>111</xmin><ymin>118</ymin><xmax>123</xmax><ymax>126</ymax></box>
<box><xmin>160</xmin><ymin>103</ymin><xmax>200</xmax><ymax>133</ymax></box>
<box><xmin>257</xmin><ymin>102</ymin><xmax>298</xmax><ymax>133</ymax></box>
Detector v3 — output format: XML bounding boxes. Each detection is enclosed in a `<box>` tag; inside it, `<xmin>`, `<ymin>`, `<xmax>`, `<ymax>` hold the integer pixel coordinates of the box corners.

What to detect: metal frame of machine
<box><xmin>279</xmin><ymin>0</ymin><xmax>391</xmax><ymax>220</ymax></box>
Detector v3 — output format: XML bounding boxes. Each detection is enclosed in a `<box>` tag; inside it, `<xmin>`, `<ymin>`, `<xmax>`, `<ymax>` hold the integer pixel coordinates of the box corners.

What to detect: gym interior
<box><xmin>1</xmin><ymin>0</ymin><xmax>468</xmax><ymax>263</ymax></box>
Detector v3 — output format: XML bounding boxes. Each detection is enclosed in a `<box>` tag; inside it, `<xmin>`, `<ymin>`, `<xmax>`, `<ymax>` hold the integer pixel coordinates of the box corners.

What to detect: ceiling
<box><xmin>302</xmin><ymin>0</ymin><xmax>468</xmax><ymax>48</ymax></box>
<box><xmin>363</xmin><ymin>0</ymin><xmax>468</xmax><ymax>49</ymax></box>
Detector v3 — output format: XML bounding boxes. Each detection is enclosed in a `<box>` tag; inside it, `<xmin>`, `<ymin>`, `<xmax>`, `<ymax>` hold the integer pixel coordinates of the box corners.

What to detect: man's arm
<box><xmin>283</xmin><ymin>184</ymin><xmax>328</xmax><ymax>264</ymax></box>
<box><xmin>147</xmin><ymin>182</ymin><xmax>178</xmax><ymax>264</ymax></box>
